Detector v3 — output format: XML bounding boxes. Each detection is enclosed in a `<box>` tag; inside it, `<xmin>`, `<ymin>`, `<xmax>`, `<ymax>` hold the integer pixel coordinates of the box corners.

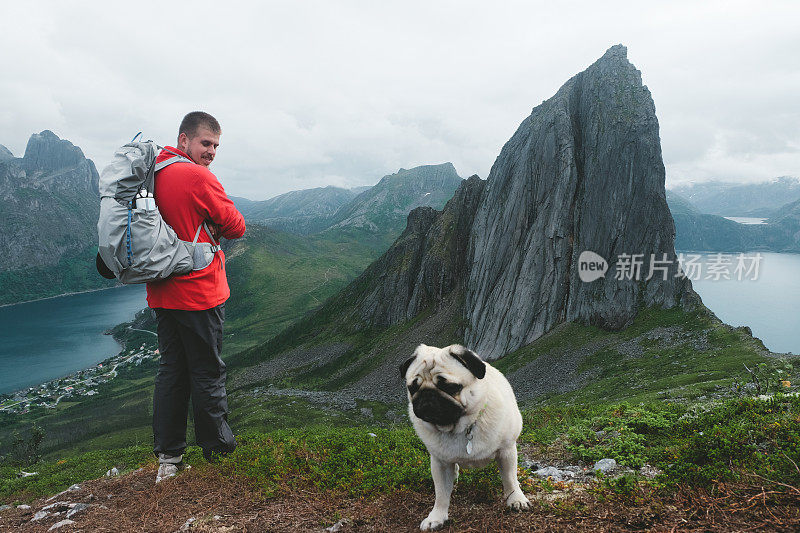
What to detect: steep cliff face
<box><xmin>331</xmin><ymin>175</ymin><xmax>485</xmax><ymax>327</ymax></box>
<box><xmin>0</xmin><ymin>131</ymin><xmax>109</xmax><ymax>304</ymax></box>
<box><xmin>465</xmin><ymin>45</ymin><xmax>689</xmax><ymax>357</ymax></box>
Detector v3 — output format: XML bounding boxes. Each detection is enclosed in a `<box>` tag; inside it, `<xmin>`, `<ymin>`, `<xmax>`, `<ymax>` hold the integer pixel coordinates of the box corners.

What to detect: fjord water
<box><xmin>0</xmin><ymin>252</ymin><xmax>796</xmax><ymax>396</ymax></box>
<box><xmin>686</xmin><ymin>251</ymin><xmax>800</xmax><ymax>354</ymax></box>
<box><xmin>0</xmin><ymin>285</ymin><xmax>147</xmax><ymax>394</ymax></box>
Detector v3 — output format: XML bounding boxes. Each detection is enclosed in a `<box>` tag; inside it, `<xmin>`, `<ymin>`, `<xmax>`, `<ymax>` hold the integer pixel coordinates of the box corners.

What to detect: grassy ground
<box><xmin>2</xmin><ymin>396</ymin><xmax>799</xmax><ymax>531</ymax></box>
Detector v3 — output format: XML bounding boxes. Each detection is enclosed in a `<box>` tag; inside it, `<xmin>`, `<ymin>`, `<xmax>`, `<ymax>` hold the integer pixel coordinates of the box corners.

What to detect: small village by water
<box><xmin>0</xmin><ymin>341</ymin><xmax>157</xmax><ymax>415</ymax></box>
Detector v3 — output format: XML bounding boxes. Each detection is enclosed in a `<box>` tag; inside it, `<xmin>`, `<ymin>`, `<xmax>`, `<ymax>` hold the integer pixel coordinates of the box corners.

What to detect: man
<box><xmin>146</xmin><ymin>111</ymin><xmax>246</xmax><ymax>483</ymax></box>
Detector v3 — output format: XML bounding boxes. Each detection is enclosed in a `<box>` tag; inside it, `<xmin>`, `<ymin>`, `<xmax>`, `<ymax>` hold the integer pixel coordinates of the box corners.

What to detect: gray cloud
<box><xmin>0</xmin><ymin>1</ymin><xmax>798</xmax><ymax>199</ymax></box>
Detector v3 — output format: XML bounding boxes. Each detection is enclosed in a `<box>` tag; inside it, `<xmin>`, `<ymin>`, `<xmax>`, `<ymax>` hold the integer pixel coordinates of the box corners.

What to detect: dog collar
<box><xmin>464</xmin><ymin>404</ymin><xmax>488</xmax><ymax>455</ymax></box>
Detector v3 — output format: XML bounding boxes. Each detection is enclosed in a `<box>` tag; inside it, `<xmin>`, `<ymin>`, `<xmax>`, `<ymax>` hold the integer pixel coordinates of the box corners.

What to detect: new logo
<box><xmin>578</xmin><ymin>250</ymin><xmax>608</xmax><ymax>282</ymax></box>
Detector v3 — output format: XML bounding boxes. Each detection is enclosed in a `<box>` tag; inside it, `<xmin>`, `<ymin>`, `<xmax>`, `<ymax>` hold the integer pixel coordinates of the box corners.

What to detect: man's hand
<box><xmin>207</xmin><ymin>221</ymin><xmax>223</xmax><ymax>241</ymax></box>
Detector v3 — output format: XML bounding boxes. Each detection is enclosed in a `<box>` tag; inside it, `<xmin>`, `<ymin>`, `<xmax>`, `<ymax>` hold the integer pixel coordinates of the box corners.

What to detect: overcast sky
<box><xmin>1</xmin><ymin>1</ymin><xmax>798</xmax><ymax>200</ymax></box>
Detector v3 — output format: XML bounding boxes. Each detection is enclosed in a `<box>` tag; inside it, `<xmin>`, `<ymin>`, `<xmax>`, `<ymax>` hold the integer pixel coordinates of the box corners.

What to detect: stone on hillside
<box><xmin>180</xmin><ymin>517</ymin><xmax>196</xmax><ymax>530</ymax></box>
<box><xmin>48</xmin><ymin>520</ymin><xmax>75</xmax><ymax>531</ymax></box>
<box><xmin>31</xmin><ymin>510</ymin><xmax>49</xmax><ymax>521</ymax></box>
<box><xmin>639</xmin><ymin>464</ymin><xmax>661</xmax><ymax>479</ymax></box>
<box><xmin>326</xmin><ymin>518</ymin><xmax>350</xmax><ymax>532</ymax></box>
<box><xmin>0</xmin><ymin>504</ymin><xmax>10</xmax><ymax>512</ymax></box>
<box><xmin>42</xmin><ymin>501</ymin><xmax>71</xmax><ymax>511</ymax></box>
<box><xmin>17</xmin><ymin>504</ymin><xmax>31</xmax><ymax>510</ymax></box>
<box><xmin>66</xmin><ymin>502</ymin><xmax>90</xmax><ymax>518</ymax></box>
<box><xmin>105</xmin><ymin>467</ymin><xmax>119</xmax><ymax>477</ymax></box>
<box><xmin>521</xmin><ymin>459</ymin><xmax>542</xmax><ymax>471</ymax></box>
<box><xmin>593</xmin><ymin>458</ymin><xmax>617</xmax><ymax>474</ymax></box>
<box><xmin>534</xmin><ymin>466</ymin><xmax>565</xmax><ymax>481</ymax></box>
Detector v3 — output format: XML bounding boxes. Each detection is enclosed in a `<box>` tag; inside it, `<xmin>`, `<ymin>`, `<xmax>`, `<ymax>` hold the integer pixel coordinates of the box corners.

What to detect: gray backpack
<box><xmin>96</xmin><ymin>133</ymin><xmax>220</xmax><ymax>284</ymax></box>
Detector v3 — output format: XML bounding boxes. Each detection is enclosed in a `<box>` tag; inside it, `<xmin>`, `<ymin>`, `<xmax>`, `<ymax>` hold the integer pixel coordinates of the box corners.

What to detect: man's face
<box><xmin>178</xmin><ymin>126</ymin><xmax>220</xmax><ymax>167</ymax></box>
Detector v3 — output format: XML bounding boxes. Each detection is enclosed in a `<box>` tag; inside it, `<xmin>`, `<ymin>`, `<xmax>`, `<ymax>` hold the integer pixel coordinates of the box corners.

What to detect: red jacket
<box><xmin>146</xmin><ymin>147</ymin><xmax>246</xmax><ymax>310</ymax></box>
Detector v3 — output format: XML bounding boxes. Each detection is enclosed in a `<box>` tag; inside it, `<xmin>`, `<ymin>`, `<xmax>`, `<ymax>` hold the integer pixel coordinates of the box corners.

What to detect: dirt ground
<box><xmin>2</xmin><ymin>466</ymin><xmax>799</xmax><ymax>532</ymax></box>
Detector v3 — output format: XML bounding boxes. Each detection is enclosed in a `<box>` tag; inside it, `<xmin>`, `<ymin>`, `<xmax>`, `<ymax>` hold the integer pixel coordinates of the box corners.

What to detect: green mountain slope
<box><xmin>221</xmin><ymin>225</ymin><xmax>380</xmax><ymax>352</ymax></box>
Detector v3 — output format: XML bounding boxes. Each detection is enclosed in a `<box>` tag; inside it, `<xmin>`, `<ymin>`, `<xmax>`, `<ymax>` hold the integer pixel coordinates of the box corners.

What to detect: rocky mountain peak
<box><xmin>0</xmin><ymin>144</ymin><xmax>13</xmax><ymax>161</ymax></box>
<box><xmin>0</xmin><ymin>132</ymin><xmax>106</xmax><ymax>298</ymax></box>
<box><xmin>22</xmin><ymin>130</ymin><xmax>88</xmax><ymax>174</ymax></box>
<box><xmin>367</xmin><ymin>163</ymin><xmax>460</xmax><ymax>196</ymax></box>
<box><xmin>465</xmin><ymin>44</ymin><xmax>688</xmax><ymax>358</ymax></box>
<box><xmin>313</xmin><ymin>46</ymin><xmax>692</xmax><ymax>360</ymax></box>
<box><xmin>330</xmin><ymin>174</ymin><xmax>486</xmax><ymax>328</ymax></box>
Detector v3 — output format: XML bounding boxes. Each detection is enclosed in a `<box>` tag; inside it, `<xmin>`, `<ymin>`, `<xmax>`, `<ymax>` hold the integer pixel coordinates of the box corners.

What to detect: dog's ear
<box><xmin>448</xmin><ymin>345</ymin><xmax>486</xmax><ymax>379</ymax></box>
<box><xmin>400</xmin><ymin>355</ymin><xmax>416</xmax><ymax>379</ymax></box>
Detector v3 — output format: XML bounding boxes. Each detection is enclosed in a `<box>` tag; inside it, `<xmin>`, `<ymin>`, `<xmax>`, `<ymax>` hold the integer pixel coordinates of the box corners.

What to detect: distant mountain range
<box><xmin>0</xmin><ymin>131</ymin><xmax>114</xmax><ymax>305</ymax></box>
<box><xmin>671</xmin><ymin>176</ymin><xmax>800</xmax><ymax>217</ymax></box>
<box><xmin>232</xmin><ymin>163</ymin><xmax>463</xmax><ymax>250</ymax></box>
<box><xmin>666</xmin><ymin>189</ymin><xmax>800</xmax><ymax>253</ymax></box>
<box><xmin>230</xmin><ymin>186</ymin><xmax>361</xmax><ymax>234</ymax></box>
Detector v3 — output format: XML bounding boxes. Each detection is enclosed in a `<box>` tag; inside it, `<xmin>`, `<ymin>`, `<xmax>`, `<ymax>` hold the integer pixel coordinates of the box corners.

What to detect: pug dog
<box><xmin>400</xmin><ymin>344</ymin><xmax>530</xmax><ymax>531</ymax></box>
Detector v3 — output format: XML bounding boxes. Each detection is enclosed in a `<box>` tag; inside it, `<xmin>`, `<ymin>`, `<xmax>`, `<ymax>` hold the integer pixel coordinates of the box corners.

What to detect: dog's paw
<box><xmin>420</xmin><ymin>511</ymin><xmax>448</xmax><ymax>531</ymax></box>
<box><xmin>506</xmin><ymin>490</ymin><xmax>530</xmax><ymax>511</ymax></box>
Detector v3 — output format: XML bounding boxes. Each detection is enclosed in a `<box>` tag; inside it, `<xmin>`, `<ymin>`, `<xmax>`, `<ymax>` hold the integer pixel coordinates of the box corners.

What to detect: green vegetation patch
<box><xmin>3</xmin><ymin>395</ymin><xmax>799</xmax><ymax>504</ymax></box>
<box><xmin>0</xmin><ymin>445</ymin><xmax>153</xmax><ymax>502</ymax></box>
<box><xmin>521</xmin><ymin>395</ymin><xmax>800</xmax><ymax>487</ymax></box>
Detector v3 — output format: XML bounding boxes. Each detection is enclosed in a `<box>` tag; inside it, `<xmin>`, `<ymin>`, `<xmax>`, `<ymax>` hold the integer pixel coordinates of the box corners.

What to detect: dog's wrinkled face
<box><xmin>400</xmin><ymin>344</ymin><xmax>486</xmax><ymax>427</ymax></box>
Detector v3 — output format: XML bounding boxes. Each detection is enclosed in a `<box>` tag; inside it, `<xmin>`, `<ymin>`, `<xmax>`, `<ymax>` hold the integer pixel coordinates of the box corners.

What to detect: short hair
<box><xmin>178</xmin><ymin>111</ymin><xmax>221</xmax><ymax>138</ymax></box>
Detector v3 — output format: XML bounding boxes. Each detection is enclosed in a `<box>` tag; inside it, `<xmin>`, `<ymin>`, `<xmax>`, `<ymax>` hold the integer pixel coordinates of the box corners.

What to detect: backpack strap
<box><xmin>154</xmin><ymin>154</ymin><xmax>192</xmax><ymax>172</ymax></box>
<box><xmin>190</xmin><ymin>222</ymin><xmax>221</xmax><ymax>251</ymax></box>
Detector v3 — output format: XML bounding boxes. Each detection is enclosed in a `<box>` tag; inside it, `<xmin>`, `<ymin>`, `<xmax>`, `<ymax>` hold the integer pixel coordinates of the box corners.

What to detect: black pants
<box><xmin>152</xmin><ymin>304</ymin><xmax>236</xmax><ymax>460</ymax></box>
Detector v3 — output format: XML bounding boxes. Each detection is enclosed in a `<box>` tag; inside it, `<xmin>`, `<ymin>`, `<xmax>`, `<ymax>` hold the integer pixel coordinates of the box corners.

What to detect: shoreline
<box><xmin>0</xmin><ymin>287</ymin><xmax>149</xmax><ymax>397</ymax></box>
<box><xmin>0</xmin><ymin>322</ymin><xmax>156</xmax><ymax>408</ymax></box>
<box><xmin>0</xmin><ymin>331</ymin><xmax>129</xmax><ymax>398</ymax></box>
<box><xmin>0</xmin><ymin>284</ymin><xmax>128</xmax><ymax>309</ymax></box>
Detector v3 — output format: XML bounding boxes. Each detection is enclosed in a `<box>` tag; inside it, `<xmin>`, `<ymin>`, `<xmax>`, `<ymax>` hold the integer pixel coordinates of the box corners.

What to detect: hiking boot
<box><xmin>155</xmin><ymin>453</ymin><xmax>190</xmax><ymax>484</ymax></box>
<box><xmin>155</xmin><ymin>462</ymin><xmax>179</xmax><ymax>483</ymax></box>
